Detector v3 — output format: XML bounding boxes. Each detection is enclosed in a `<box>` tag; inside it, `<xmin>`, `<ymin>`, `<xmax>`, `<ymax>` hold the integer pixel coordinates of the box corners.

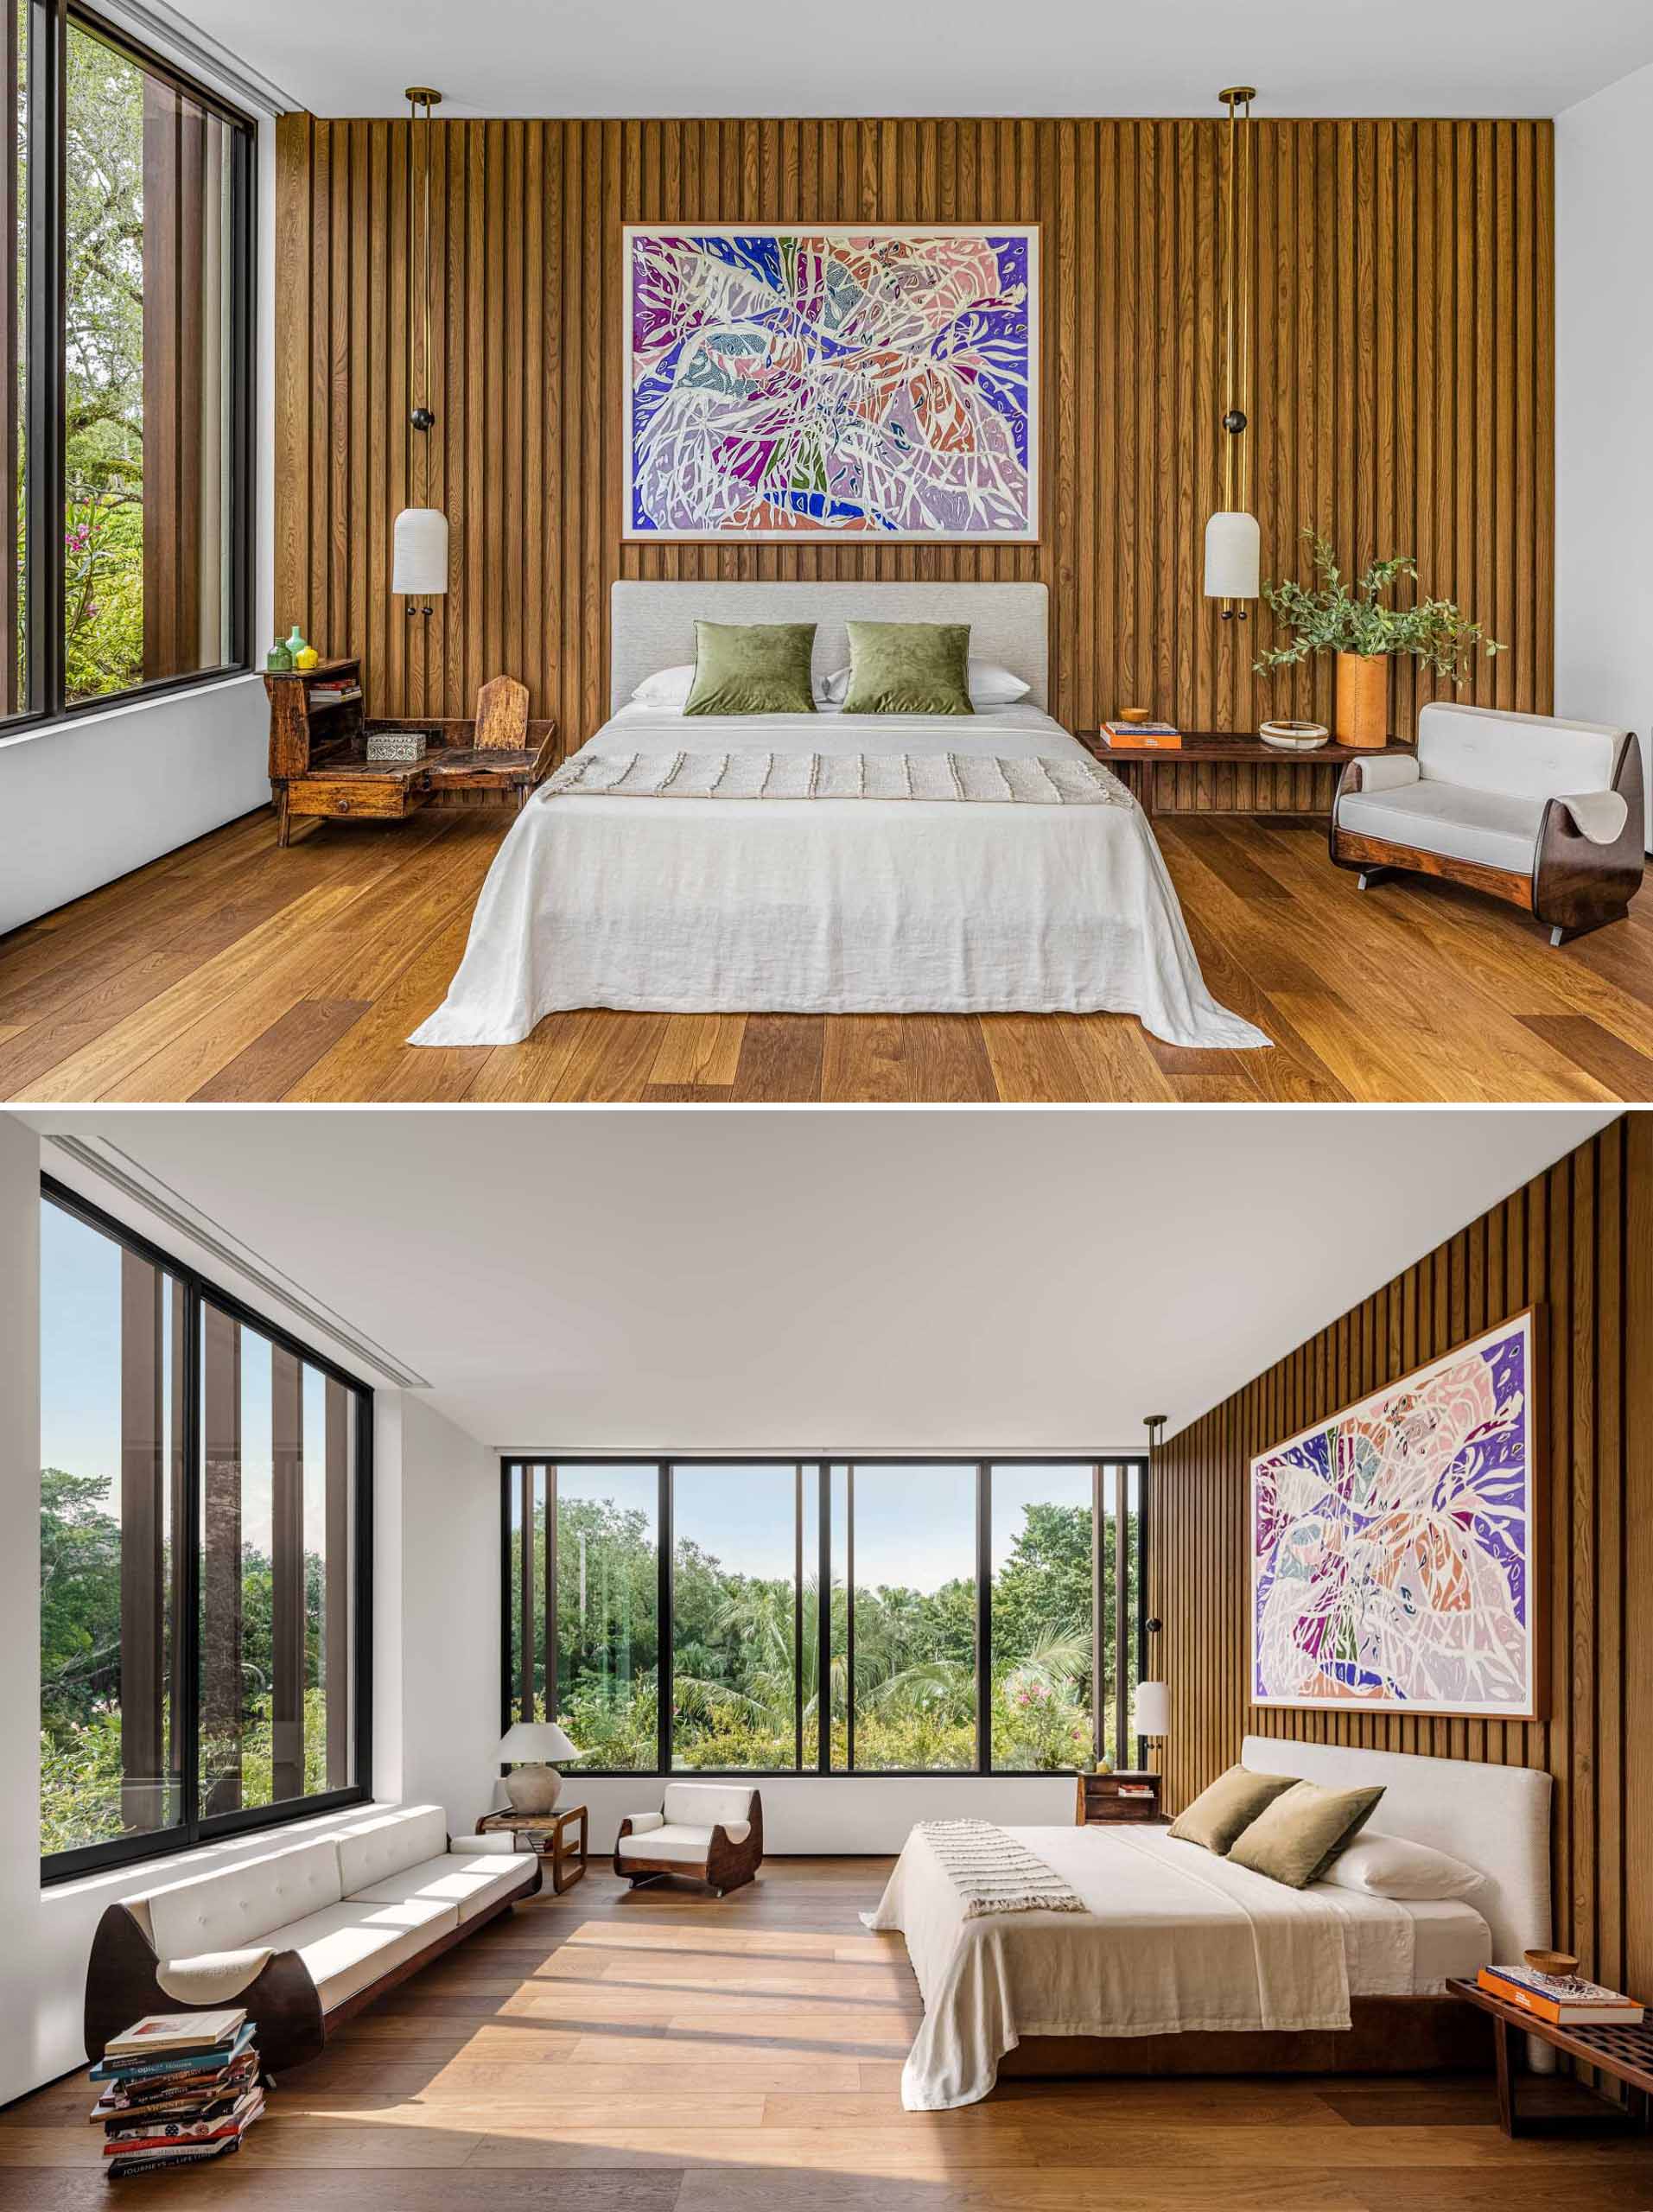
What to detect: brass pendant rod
<box><xmin>1239</xmin><ymin>90</ymin><xmax>1251</xmax><ymax>513</ymax></box>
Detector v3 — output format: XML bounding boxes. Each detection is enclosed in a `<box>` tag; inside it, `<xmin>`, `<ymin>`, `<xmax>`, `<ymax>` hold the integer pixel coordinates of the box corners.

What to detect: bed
<box><xmin>867</xmin><ymin>1734</ymin><xmax>1553</xmax><ymax>2110</ymax></box>
<box><xmin>410</xmin><ymin>582</ymin><xmax>1268</xmax><ymax>1050</ymax></box>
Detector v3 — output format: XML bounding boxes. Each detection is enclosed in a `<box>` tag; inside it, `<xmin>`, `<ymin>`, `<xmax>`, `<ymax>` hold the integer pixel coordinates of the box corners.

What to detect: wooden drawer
<box><xmin>1075</xmin><ymin>1771</ymin><xmax>1163</xmax><ymax>1824</ymax></box>
<box><xmin>284</xmin><ymin>772</ymin><xmax>429</xmax><ymax>821</ymax></box>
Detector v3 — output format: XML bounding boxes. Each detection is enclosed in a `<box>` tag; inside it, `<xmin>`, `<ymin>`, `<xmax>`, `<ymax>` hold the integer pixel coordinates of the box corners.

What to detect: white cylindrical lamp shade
<box><xmin>1203</xmin><ymin>509</ymin><xmax>1260</xmax><ymax>601</ymax></box>
<box><xmin>392</xmin><ymin>506</ymin><xmax>449</xmax><ymax>597</ymax></box>
<box><xmin>1135</xmin><ymin>1681</ymin><xmax>1170</xmax><ymax>1739</ymax></box>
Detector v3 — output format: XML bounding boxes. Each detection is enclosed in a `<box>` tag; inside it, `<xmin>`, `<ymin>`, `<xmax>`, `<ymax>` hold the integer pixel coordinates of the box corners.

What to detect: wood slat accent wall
<box><xmin>1150</xmin><ymin>1114</ymin><xmax>1652</xmax><ymax>2012</ymax></box>
<box><xmin>274</xmin><ymin>115</ymin><xmax>1554</xmax><ymax>785</ymax></box>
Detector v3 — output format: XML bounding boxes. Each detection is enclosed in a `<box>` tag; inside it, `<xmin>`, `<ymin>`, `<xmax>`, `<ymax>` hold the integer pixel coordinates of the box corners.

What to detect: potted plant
<box><xmin>1254</xmin><ymin>529</ymin><xmax>1504</xmax><ymax>747</ymax></box>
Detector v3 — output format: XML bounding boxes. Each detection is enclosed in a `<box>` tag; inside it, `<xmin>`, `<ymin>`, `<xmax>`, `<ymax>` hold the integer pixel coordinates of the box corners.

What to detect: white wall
<box><xmin>373</xmin><ymin>1393</ymin><xmax>501</xmax><ymax>1827</ymax></box>
<box><xmin>568</xmin><ymin>1774</ymin><xmax>1078</xmax><ymax>1857</ymax></box>
<box><xmin>0</xmin><ymin>86</ymin><xmax>277</xmax><ymax>937</ymax></box>
<box><xmin>1555</xmin><ymin>58</ymin><xmax>1653</xmax><ymax>849</ymax></box>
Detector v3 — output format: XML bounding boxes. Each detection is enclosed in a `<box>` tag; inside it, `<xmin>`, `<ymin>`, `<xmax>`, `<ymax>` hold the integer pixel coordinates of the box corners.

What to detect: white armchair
<box><xmin>1330</xmin><ymin>702</ymin><xmax>1644</xmax><ymax>944</ymax></box>
<box><xmin>614</xmin><ymin>1783</ymin><xmax>764</xmax><ymax>1896</ymax></box>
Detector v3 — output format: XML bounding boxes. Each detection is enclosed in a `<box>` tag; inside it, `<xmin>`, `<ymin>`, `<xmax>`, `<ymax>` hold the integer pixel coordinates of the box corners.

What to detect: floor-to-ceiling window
<box><xmin>4</xmin><ymin>1</ymin><xmax>252</xmax><ymax>733</ymax></box>
<box><xmin>503</xmin><ymin>1459</ymin><xmax>1146</xmax><ymax>1777</ymax></box>
<box><xmin>39</xmin><ymin>1179</ymin><xmax>372</xmax><ymax>1881</ymax></box>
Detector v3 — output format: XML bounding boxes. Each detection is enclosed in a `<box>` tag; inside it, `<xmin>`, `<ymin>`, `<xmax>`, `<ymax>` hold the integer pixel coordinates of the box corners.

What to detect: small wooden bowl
<box><xmin>1115</xmin><ymin>707</ymin><xmax>1151</xmax><ymax>724</ymax></box>
<box><xmin>1524</xmin><ymin>1948</ymin><xmax>1580</xmax><ymax>1978</ymax></box>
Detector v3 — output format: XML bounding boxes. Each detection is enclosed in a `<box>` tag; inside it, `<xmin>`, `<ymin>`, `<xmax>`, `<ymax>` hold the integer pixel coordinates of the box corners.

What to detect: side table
<box><xmin>1446</xmin><ymin>1977</ymin><xmax>1653</xmax><ymax>2136</ymax></box>
<box><xmin>476</xmin><ymin>1803</ymin><xmax>588</xmax><ymax>1894</ymax></box>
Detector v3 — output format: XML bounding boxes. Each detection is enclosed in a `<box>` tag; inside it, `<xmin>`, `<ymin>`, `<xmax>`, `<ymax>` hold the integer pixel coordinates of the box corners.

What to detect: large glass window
<box><xmin>198</xmin><ymin>1306</ymin><xmax>358</xmax><ymax>1817</ymax></box>
<box><xmin>848</xmin><ymin>1465</ymin><xmax>976</xmax><ymax>1772</ymax></box>
<box><xmin>40</xmin><ymin>1201</ymin><xmax>183</xmax><ymax>1857</ymax></box>
<box><xmin>505</xmin><ymin>1458</ymin><xmax>1145</xmax><ymax>1778</ymax></box>
<box><xmin>989</xmin><ymin>1464</ymin><xmax>1097</xmax><ymax>1773</ymax></box>
<box><xmin>501</xmin><ymin>1464</ymin><xmax>660</xmax><ymax>1770</ymax></box>
<box><xmin>40</xmin><ymin>1185</ymin><xmax>372</xmax><ymax>1881</ymax></box>
<box><xmin>7</xmin><ymin>3</ymin><xmax>251</xmax><ymax>731</ymax></box>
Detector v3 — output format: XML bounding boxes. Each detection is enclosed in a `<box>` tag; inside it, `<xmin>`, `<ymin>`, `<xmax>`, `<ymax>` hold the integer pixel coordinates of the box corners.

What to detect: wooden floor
<box><xmin>3</xmin><ymin>1859</ymin><xmax>1650</xmax><ymax>2209</ymax></box>
<box><xmin>3</xmin><ymin>807</ymin><xmax>1652</xmax><ymax>1102</ymax></box>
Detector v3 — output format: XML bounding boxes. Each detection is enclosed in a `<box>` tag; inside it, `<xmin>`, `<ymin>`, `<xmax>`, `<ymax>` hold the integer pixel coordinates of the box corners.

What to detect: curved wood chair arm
<box><xmin>1532</xmin><ymin>734</ymin><xmax>1646</xmax><ymax>941</ymax></box>
<box><xmin>85</xmin><ymin>1904</ymin><xmax>326</xmax><ymax>2075</ymax></box>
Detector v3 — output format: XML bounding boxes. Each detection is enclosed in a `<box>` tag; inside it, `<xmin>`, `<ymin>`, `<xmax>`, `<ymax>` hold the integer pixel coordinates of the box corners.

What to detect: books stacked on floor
<box><xmin>1097</xmin><ymin>721</ymin><xmax>1182</xmax><ymax>750</ymax></box>
<box><xmin>1478</xmin><ymin>1963</ymin><xmax>1645</xmax><ymax>2025</ymax></box>
<box><xmin>89</xmin><ymin>2010</ymin><xmax>264</xmax><ymax>2178</ymax></box>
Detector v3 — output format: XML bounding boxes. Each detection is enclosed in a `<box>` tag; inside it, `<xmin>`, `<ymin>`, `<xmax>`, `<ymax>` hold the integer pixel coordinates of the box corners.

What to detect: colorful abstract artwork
<box><xmin>1250</xmin><ymin>1313</ymin><xmax>1541</xmax><ymax>1718</ymax></box>
<box><xmin>624</xmin><ymin>226</ymin><xmax>1038</xmax><ymax>540</ymax></box>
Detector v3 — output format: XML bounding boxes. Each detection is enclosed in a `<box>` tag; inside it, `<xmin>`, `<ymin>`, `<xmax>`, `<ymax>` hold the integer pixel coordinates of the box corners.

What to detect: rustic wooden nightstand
<box><xmin>265</xmin><ymin>659</ymin><xmax>556</xmax><ymax>845</ymax></box>
<box><xmin>1074</xmin><ymin>1770</ymin><xmax>1164</xmax><ymax>1825</ymax></box>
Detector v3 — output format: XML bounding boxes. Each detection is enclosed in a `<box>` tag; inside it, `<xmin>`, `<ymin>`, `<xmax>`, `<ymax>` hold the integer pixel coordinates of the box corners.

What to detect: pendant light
<box><xmin>1203</xmin><ymin>85</ymin><xmax>1259</xmax><ymax>618</ymax></box>
<box><xmin>391</xmin><ymin>87</ymin><xmax>448</xmax><ymax>610</ymax></box>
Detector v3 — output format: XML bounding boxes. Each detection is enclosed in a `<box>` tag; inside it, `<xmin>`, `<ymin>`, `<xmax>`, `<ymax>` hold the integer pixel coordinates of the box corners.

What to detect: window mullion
<box><xmin>176</xmin><ymin>1278</ymin><xmax>201</xmax><ymax>1843</ymax></box>
<box><xmin>657</xmin><ymin>1465</ymin><xmax>672</xmax><ymax>1776</ymax></box>
<box><xmin>975</xmin><ymin>1463</ymin><xmax>991</xmax><ymax>1775</ymax></box>
<box><xmin>26</xmin><ymin>0</ymin><xmax>65</xmax><ymax>717</ymax></box>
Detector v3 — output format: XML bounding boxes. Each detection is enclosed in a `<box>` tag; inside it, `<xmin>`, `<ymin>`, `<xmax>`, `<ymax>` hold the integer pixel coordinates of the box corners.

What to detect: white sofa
<box><xmin>85</xmin><ymin>1803</ymin><xmax>539</xmax><ymax>2073</ymax></box>
<box><xmin>615</xmin><ymin>1783</ymin><xmax>764</xmax><ymax>1894</ymax></box>
<box><xmin>1330</xmin><ymin>702</ymin><xmax>1644</xmax><ymax>944</ymax></box>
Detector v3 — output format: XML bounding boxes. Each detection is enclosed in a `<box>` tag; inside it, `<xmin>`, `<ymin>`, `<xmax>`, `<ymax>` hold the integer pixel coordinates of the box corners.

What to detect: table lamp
<box><xmin>499</xmin><ymin>1719</ymin><xmax>582</xmax><ymax>1814</ymax></box>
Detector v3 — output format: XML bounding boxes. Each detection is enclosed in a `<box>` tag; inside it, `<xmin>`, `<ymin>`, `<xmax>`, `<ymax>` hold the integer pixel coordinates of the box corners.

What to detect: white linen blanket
<box><xmin>866</xmin><ymin>1821</ymin><xmax>1408</xmax><ymax>2110</ymax></box>
<box><xmin>908</xmin><ymin>1821</ymin><xmax>1089</xmax><ymax>1916</ymax></box>
<box><xmin>410</xmin><ymin>703</ymin><xmax>1270</xmax><ymax>1048</ymax></box>
<box><xmin>544</xmin><ymin>748</ymin><xmax>1134</xmax><ymax>804</ymax></box>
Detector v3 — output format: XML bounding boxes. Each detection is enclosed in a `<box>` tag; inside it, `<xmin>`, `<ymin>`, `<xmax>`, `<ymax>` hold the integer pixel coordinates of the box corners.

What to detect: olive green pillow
<box><xmin>1226</xmin><ymin>1780</ymin><xmax>1387</xmax><ymax>1890</ymax></box>
<box><xmin>1167</xmin><ymin>1764</ymin><xmax>1298</xmax><ymax>1855</ymax></box>
<box><xmin>839</xmin><ymin>621</ymin><xmax>974</xmax><ymax>716</ymax></box>
<box><xmin>683</xmin><ymin>621</ymin><xmax>817</xmax><ymax>715</ymax></box>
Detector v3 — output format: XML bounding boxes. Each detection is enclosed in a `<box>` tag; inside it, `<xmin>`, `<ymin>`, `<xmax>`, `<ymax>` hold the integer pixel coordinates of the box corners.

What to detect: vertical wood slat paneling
<box><xmin>273</xmin><ymin>114</ymin><xmax>1554</xmax><ymax>784</ymax></box>
<box><xmin>1150</xmin><ymin>1120</ymin><xmax>1650</xmax><ymax>2024</ymax></box>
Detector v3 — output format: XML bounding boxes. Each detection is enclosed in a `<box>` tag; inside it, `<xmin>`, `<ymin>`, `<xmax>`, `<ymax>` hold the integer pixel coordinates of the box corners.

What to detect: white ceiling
<box><xmin>23</xmin><ymin>1108</ymin><xmax>1612</xmax><ymax>1452</ymax></box>
<box><xmin>157</xmin><ymin>0</ymin><xmax>1653</xmax><ymax>118</ymax></box>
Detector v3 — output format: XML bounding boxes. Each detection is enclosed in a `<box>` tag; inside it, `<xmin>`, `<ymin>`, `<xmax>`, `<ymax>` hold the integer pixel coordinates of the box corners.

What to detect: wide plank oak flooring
<box><xmin>2</xmin><ymin>1859</ymin><xmax>1649</xmax><ymax>2209</ymax></box>
<box><xmin>3</xmin><ymin>809</ymin><xmax>1651</xmax><ymax>1102</ymax></box>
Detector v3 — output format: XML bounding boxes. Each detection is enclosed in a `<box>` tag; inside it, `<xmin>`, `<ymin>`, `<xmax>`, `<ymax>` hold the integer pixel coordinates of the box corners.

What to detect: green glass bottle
<box><xmin>285</xmin><ymin>624</ymin><xmax>308</xmax><ymax>662</ymax></box>
<box><xmin>266</xmin><ymin>638</ymin><xmax>293</xmax><ymax>672</ymax></box>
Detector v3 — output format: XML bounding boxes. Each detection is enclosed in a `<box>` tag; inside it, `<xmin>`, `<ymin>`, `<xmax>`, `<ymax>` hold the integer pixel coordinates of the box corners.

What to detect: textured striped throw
<box><xmin>544</xmin><ymin>749</ymin><xmax>1133</xmax><ymax>805</ymax></box>
<box><xmin>916</xmin><ymin>1821</ymin><xmax>1089</xmax><ymax>1917</ymax></box>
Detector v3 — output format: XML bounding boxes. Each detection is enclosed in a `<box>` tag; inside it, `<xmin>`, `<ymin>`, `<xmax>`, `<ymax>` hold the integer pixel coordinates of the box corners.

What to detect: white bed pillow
<box><xmin>1319</xmin><ymin>1829</ymin><xmax>1487</xmax><ymax>1901</ymax></box>
<box><xmin>819</xmin><ymin>658</ymin><xmax>1031</xmax><ymax>709</ymax></box>
<box><xmin>631</xmin><ymin>662</ymin><xmax>840</xmax><ymax>711</ymax></box>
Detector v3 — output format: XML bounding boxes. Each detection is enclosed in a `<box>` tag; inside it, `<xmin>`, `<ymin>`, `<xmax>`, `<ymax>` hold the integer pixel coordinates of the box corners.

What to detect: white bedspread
<box><xmin>409</xmin><ymin>704</ymin><xmax>1269</xmax><ymax>1047</ymax></box>
<box><xmin>866</xmin><ymin>1822</ymin><xmax>1413</xmax><ymax>2111</ymax></box>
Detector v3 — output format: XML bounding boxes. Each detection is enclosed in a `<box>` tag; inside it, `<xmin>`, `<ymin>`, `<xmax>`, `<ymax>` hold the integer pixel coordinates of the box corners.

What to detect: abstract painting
<box><xmin>624</xmin><ymin>226</ymin><xmax>1038</xmax><ymax>540</ymax></box>
<box><xmin>1250</xmin><ymin>1312</ymin><xmax>1541</xmax><ymax>1719</ymax></box>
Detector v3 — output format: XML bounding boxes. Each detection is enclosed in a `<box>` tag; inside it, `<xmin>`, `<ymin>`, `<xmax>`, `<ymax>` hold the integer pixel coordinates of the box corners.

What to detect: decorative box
<box><xmin>365</xmin><ymin>728</ymin><xmax>434</xmax><ymax>763</ymax></box>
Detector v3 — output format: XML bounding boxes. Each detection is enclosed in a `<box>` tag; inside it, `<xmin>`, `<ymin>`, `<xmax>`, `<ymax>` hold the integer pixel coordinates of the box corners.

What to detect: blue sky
<box><xmin>41</xmin><ymin>1200</ymin><xmax>338</xmax><ymax>1558</ymax></box>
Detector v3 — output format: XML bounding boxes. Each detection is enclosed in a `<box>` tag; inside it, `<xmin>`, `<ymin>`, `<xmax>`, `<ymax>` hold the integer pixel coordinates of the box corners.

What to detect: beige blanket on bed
<box><xmin>866</xmin><ymin>1821</ymin><xmax>1405</xmax><ymax>2110</ymax></box>
<box><xmin>542</xmin><ymin>748</ymin><xmax>1134</xmax><ymax>804</ymax></box>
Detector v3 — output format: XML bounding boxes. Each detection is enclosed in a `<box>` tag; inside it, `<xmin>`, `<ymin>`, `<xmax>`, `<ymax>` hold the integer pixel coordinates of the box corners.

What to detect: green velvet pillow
<box><xmin>683</xmin><ymin>621</ymin><xmax>817</xmax><ymax>716</ymax></box>
<box><xmin>1226</xmin><ymin>1780</ymin><xmax>1387</xmax><ymax>1889</ymax></box>
<box><xmin>839</xmin><ymin>621</ymin><xmax>974</xmax><ymax>716</ymax></box>
<box><xmin>1166</xmin><ymin>1764</ymin><xmax>1299</xmax><ymax>1855</ymax></box>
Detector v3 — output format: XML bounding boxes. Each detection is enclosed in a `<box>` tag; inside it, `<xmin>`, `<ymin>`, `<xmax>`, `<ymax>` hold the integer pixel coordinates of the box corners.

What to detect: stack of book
<box><xmin>1096</xmin><ymin>721</ymin><xmax>1182</xmax><ymax>750</ymax></box>
<box><xmin>89</xmin><ymin>2011</ymin><xmax>264</xmax><ymax>2179</ymax></box>
<box><xmin>1478</xmin><ymin>1962</ymin><xmax>1644</xmax><ymax>2025</ymax></box>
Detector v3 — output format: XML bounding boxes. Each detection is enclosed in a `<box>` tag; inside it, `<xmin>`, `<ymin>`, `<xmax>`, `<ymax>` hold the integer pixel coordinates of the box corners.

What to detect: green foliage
<box><xmin>41</xmin><ymin>1465</ymin><xmax>342</xmax><ymax>1857</ymax></box>
<box><xmin>517</xmin><ymin>1484</ymin><xmax>1131</xmax><ymax>1777</ymax></box>
<box><xmin>1254</xmin><ymin>528</ymin><xmax>1504</xmax><ymax>683</ymax></box>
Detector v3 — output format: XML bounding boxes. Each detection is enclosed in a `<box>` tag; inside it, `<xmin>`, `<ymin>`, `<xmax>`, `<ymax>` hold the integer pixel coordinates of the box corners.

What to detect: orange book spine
<box><xmin>1479</xmin><ymin>1972</ymin><xmax>1564</xmax><ymax>2024</ymax></box>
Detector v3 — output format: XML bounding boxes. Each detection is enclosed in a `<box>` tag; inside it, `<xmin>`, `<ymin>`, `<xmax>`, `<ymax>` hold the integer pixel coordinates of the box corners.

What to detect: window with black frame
<box><xmin>502</xmin><ymin>1459</ymin><xmax>1146</xmax><ymax>1777</ymax></box>
<box><xmin>3</xmin><ymin>1</ymin><xmax>252</xmax><ymax>732</ymax></box>
<box><xmin>38</xmin><ymin>1182</ymin><xmax>372</xmax><ymax>1880</ymax></box>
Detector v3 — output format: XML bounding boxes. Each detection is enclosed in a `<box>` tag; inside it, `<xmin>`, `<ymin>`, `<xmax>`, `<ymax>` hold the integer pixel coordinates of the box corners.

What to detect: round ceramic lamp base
<box><xmin>505</xmin><ymin>1763</ymin><xmax>563</xmax><ymax>1815</ymax></box>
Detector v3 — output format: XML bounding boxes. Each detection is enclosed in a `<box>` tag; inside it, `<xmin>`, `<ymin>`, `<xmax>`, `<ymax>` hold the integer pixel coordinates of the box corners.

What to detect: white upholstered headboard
<box><xmin>1243</xmin><ymin>1734</ymin><xmax>1551</xmax><ymax>1969</ymax></box>
<box><xmin>609</xmin><ymin>581</ymin><xmax>1050</xmax><ymax>715</ymax></box>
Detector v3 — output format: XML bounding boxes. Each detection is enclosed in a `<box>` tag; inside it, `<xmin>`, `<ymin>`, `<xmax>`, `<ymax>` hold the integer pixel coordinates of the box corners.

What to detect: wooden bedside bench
<box><xmin>1446</xmin><ymin>1976</ymin><xmax>1653</xmax><ymax>2137</ymax></box>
